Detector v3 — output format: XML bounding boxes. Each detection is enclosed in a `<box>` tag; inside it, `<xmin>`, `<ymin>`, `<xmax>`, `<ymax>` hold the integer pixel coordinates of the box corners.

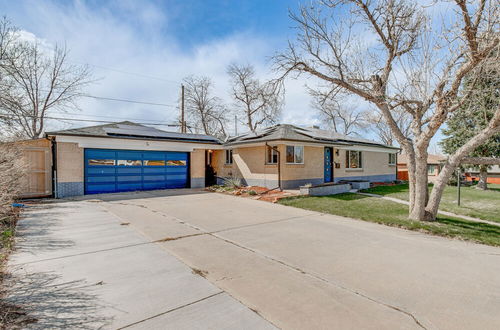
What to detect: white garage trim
<box><xmin>54</xmin><ymin>135</ymin><xmax>223</xmax><ymax>152</ymax></box>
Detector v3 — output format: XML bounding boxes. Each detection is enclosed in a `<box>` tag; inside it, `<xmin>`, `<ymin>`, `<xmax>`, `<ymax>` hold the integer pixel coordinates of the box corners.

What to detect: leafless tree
<box><xmin>228</xmin><ymin>63</ymin><xmax>283</xmax><ymax>132</ymax></box>
<box><xmin>311</xmin><ymin>91</ymin><xmax>368</xmax><ymax>135</ymax></box>
<box><xmin>367</xmin><ymin>108</ymin><xmax>412</xmax><ymax>146</ymax></box>
<box><xmin>0</xmin><ymin>143</ymin><xmax>26</xmax><ymax>222</ymax></box>
<box><xmin>274</xmin><ymin>0</ymin><xmax>500</xmax><ymax>221</ymax></box>
<box><xmin>183</xmin><ymin>75</ymin><xmax>228</xmax><ymax>138</ymax></box>
<box><xmin>0</xmin><ymin>20</ymin><xmax>91</xmax><ymax>139</ymax></box>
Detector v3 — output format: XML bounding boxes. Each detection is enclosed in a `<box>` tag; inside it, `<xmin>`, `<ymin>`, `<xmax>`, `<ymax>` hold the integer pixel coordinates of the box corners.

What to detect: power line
<box><xmin>80</xmin><ymin>62</ymin><xmax>180</xmax><ymax>84</ymax></box>
<box><xmin>82</xmin><ymin>94</ymin><xmax>178</xmax><ymax>108</ymax></box>
<box><xmin>50</xmin><ymin>110</ymin><xmax>168</xmax><ymax>122</ymax></box>
<box><xmin>0</xmin><ymin>113</ymin><xmax>180</xmax><ymax>127</ymax></box>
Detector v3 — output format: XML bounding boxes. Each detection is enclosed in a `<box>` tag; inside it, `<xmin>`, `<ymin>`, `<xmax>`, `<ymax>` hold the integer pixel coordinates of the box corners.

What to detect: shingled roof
<box><xmin>47</xmin><ymin>121</ymin><xmax>222</xmax><ymax>144</ymax></box>
<box><xmin>225</xmin><ymin>124</ymin><xmax>398</xmax><ymax>149</ymax></box>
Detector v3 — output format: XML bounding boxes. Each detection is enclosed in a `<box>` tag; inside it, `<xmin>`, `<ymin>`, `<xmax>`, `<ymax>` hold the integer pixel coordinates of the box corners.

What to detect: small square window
<box><xmin>388</xmin><ymin>154</ymin><xmax>396</xmax><ymax>166</ymax></box>
<box><xmin>225</xmin><ymin>149</ymin><xmax>233</xmax><ymax>164</ymax></box>
<box><xmin>346</xmin><ymin>150</ymin><xmax>363</xmax><ymax>169</ymax></box>
<box><xmin>286</xmin><ymin>146</ymin><xmax>304</xmax><ymax>164</ymax></box>
<box><xmin>267</xmin><ymin>146</ymin><xmax>278</xmax><ymax>164</ymax></box>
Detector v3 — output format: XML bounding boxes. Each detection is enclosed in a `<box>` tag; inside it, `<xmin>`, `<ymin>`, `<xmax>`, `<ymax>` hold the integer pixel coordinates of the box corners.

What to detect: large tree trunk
<box><xmin>476</xmin><ymin>165</ymin><xmax>488</xmax><ymax>190</ymax></box>
<box><xmin>425</xmin><ymin>111</ymin><xmax>500</xmax><ymax>220</ymax></box>
<box><xmin>408</xmin><ymin>148</ymin><xmax>430</xmax><ymax>220</ymax></box>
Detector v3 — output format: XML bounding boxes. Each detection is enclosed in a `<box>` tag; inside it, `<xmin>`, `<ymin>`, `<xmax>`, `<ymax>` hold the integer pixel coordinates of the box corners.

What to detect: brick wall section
<box><xmin>213</xmin><ymin>144</ymin><xmax>396</xmax><ymax>188</ymax></box>
<box><xmin>334</xmin><ymin>149</ymin><xmax>396</xmax><ymax>179</ymax></box>
<box><xmin>57</xmin><ymin>142</ymin><xmax>84</xmax><ymax>183</ymax></box>
<box><xmin>56</xmin><ymin>142</ymin><xmax>84</xmax><ymax>197</ymax></box>
<box><xmin>190</xmin><ymin>149</ymin><xmax>206</xmax><ymax>188</ymax></box>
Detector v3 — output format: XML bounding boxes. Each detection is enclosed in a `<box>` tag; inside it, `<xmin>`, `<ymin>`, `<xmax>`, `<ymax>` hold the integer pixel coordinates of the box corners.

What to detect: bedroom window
<box><xmin>266</xmin><ymin>146</ymin><xmax>278</xmax><ymax>164</ymax></box>
<box><xmin>346</xmin><ymin>150</ymin><xmax>363</xmax><ymax>169</ymax></box>
<box><xmin>286</xmin><ymin>145</ymin><xmax>304</xmax><ymax>164</ymax></box>
<box><xmin>388</xmin><ymin>153</ymin><xmax>396</xmax><ymax>166</ymax></box>
<box><xmin>225</xmin><ymin>149</ymin><xmax>233</xmax><ymax>165</ymax></box>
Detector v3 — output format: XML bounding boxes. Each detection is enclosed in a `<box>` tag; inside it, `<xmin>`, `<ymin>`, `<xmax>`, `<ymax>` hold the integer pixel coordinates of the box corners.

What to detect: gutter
<box><xmin>265</xmin><ymin>142</ymin><xmax>282</xmax><ymax>192</ymax></box>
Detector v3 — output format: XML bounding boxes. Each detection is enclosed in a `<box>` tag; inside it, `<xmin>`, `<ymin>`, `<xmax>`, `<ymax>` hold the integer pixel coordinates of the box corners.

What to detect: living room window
<box><xmin>225</xmin><ymin>149</ymin><xmax>233</xmax><ymax>165</ymax></box>
<box><xmin>346</xmin><ymin>150</ymin><xmax>363</xmax><ymax>169</ymax></box>
<box><xmin>266</xmin><ymin>145</ymin><xmax>278</xmax><ymax>164</ymax></box>
<box><xmin>286</xmin><ymin>145</ymin><xmax>304</xmax><ymax>164</ymax></box>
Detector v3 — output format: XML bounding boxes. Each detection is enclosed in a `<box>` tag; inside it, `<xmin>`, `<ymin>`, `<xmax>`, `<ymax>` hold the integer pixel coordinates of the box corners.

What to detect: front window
<box><xmin>267</xmin><ymin>146</ymin><xmax>278</xmax><ymax>164</ymax></box>
<box><xmin>225</xmin><ymin>149</ymin><xmax>233</xmax><ymax>164</ymax></box>
<box><xmin>286</xmin><ymin>145</ymin><xmax>304</xmax><ymax>164</ymax></box>
<box><xmin>428</xmin><ymin>165</ymin><xmax>436</xmax><ymax>175</ymax></box>
<box><xmin>346</xmin><ymin>150</ymin><xmax>363</xmax><ymax>169</ymax></box>
<box><xmin>388</xmin><ymin>153</ymin><xmax>396</xmax><ymax>166</ymax></box>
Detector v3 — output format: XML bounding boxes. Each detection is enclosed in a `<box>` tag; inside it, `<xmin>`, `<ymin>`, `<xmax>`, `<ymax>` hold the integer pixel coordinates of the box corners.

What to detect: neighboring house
<box><xmin>465</xmin><ymin>165</ymin><xmax>500</xmax><ymax>184</ymax></box>
<box><xmin>212</xmin><ymin>124</ymin><xmax>399</xmax><ymax>189</ymax></box>
<box><xmin>397</xmin><ymin>153</ymin><xmax>446</xmax><ymax>183</ymax></box>
<box><xmin>17</xmin><ymin>121</ymin><xmax>399</xmax><ymax>198</ymax></box>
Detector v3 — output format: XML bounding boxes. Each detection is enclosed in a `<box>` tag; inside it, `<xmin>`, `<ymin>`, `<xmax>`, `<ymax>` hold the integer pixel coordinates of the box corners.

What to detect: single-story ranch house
<box><xmin>17</xmin><ymin>121</ymin><xmax>399</xmax><ymax>198</ymax></box>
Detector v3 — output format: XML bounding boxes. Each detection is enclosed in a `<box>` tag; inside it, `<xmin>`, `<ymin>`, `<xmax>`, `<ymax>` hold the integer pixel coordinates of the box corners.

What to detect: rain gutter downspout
<box><xmin>265</xmin><ymin>142</ymin><xmax>282</xmax><ymax>191</ymax></box>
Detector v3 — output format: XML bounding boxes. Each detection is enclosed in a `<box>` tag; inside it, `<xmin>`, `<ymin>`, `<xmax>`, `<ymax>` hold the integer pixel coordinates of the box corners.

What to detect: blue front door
<box><xmin>84</xmin><ymin>149</ymin><xmax>189</xmax><ymax>194</ymax></box>
<box><xmin>324</xmin><ymin>147</ymin><xmax>333</xmax><ymax>183</ymax></box>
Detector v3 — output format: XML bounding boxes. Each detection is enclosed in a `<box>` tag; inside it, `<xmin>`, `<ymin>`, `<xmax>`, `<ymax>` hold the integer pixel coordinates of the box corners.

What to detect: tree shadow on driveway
<box><xmin>1</xmin><ymin>268</ymin><xmax>112</xmax><ymax>329</ymax></box>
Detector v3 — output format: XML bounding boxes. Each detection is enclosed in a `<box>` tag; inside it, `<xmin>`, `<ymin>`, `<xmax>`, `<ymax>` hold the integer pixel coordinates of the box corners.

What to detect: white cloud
<box><xmin>5</xmin><ymin>0</ymin><xmax>318</xmax><ymax>135</ymax></box>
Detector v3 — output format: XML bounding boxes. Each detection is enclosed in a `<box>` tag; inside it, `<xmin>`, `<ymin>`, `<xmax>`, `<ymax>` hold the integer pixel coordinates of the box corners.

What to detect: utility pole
<box><xmin>234</xmin><ymin>115</ymin><xmax>238</xmax><ymax>136</ymax></box>
<box><xmin>457</xmin><ymin>168</ymin><xmax>461</xmax><ymax>206</ymax></box>
<box><xmin>181</xmin><ymin>84</ymin><xmax>185</xmax><ymax>133</ymax></box>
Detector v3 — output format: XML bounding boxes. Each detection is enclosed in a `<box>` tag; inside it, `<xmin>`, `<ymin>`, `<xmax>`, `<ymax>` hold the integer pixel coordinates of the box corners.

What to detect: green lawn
<box><xmin>361</xmin><ymin>183</ymin><xmax>500</xmax><ymax>223</ymax></box>
<box><xmin>278</xmin><ymin>193</ymin><xmax>500</xmax><ymax>247</ymax></box>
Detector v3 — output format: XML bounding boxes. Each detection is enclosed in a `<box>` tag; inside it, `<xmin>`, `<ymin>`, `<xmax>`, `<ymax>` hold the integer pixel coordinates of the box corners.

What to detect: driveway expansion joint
<box><xmin>116</xmin><ymin>291</ymin><xmax>225</xmax><ymax>329</ymax></box>
<box><xmin>209</xmin><ymin>232</ymin><xmax>427</xmax><ymax>330</ymax></box>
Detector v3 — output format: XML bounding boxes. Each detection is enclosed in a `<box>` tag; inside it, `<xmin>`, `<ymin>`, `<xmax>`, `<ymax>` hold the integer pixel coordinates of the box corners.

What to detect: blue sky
<box><xmin>2</xmin><ymin>0</ymin><xmax>317</xmax><ymax>133</ymax></box>
<box><xmin>1</xmin><ymin>0</ymin><xmax>445</xmax><ymax>150</ymax></box>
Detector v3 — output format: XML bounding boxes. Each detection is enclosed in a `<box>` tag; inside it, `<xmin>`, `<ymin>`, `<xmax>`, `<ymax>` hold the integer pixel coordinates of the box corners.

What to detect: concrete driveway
<box><xmin>7</xmin><ymin>189</ymin><xmax>500</xmax><ymax>329</ymax></box>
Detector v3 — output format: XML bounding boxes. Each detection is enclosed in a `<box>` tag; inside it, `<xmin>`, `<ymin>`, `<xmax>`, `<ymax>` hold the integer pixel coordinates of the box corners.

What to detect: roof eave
<box><xmin>47</xmin><ymin>132</ymin><xmax>222</xmax><ymax>145</ymax></box>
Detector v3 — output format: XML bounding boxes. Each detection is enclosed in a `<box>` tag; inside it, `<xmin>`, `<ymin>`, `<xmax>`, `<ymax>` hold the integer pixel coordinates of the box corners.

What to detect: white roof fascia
<box><xmin>54</xmin><ymin>135</ymin><xmax>223</xmax><ymax>151</ymax></box>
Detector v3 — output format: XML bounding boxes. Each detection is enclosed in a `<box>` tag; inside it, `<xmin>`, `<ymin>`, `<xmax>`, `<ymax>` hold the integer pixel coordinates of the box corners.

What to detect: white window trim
<box><xmin>225</xmin><ymin>149</ymin><xmax>233</xmax><ymax>165</ymax></box>
<box><xmin>346</xmin><ymin>150</ymin><xmax>363</xmax><ymax>169</ymax></box>
<box><xmin>388</xmin><ymin>153</ymin><xmax>396</xmax><ymax>166</ymax></box>
<box><xmin>286</xmin><ymin>145</ymin><xmax>304</xmax><ymax>164</ymax></box>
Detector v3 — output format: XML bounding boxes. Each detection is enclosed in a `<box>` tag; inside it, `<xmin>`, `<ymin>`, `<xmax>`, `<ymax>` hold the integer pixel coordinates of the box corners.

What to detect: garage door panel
<box><xmin>87</xmin><ymin>176</ymin><xmax>116</xmax><ymax>183</ymax></box>
<box><xmin>86</xmin><ymin>167</ymin><xmax>116</xmax><ymax>175</ymax></box>
<box><xmin>116</xmin><ymin>175</ymin><xmax>142</xmax><ymax>182</ymax></box>
<box><xmin>84</xmin><ymin>149</ymin><xmax>189</xmax><ymax>194</ymax></box>
<box><xmin>143</xmin><ymin>175</ymin><xmax>166</xmax><ymax>181</ymax></box>
<box><xmin>87</xmin><ymin>149</ymin><xmax>116</xmax><ymax>159</ymax></box>
<box><xmin>143</xmin><ymin>167</ymin><xmax>166</xmax><ymax>174</ymax></box>
<box><xmin>86</xmin><ymin>183</ymin><xmax>117</xmax><ymax>193</ymax></box>
<box><xmin>116</xmin><ymin>167</ymin><xmax>142</xmax><ymax>174</ymax></box>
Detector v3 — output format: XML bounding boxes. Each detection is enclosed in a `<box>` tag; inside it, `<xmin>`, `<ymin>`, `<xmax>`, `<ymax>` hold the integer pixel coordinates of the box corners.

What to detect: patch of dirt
<box><xmin>207</xmin><ymin>185</ymin><xmax>298</xmax><ymax>203</ymax></box>
<box><xmin>191</xmin><ymin>268</ymin><xmax>208</xmax><ymax>278</ymax></box>
<box><xmin>0</xmin><ymin>300</ymin><xmax>37</xmax><ymax>329</ymax></box>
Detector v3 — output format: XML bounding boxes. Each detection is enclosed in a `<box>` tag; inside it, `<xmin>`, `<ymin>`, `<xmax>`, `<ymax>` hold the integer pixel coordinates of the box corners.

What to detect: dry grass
<box><xmin>0</xmin><ymin>143</ymin><xmax>28</xmax><ymax>328</ymax></box>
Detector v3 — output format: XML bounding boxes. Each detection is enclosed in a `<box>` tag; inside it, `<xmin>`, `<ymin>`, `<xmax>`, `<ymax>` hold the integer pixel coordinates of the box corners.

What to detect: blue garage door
<box><xmin>84</xmin><ymin>149</ymin><xmax>189</xmax><ymax>194</ymax></box>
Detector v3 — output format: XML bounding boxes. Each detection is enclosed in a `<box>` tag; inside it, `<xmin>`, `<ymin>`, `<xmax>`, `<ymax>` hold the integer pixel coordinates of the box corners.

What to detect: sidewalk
<box><xmin>357</xmin><ymin>192</ymin><xmax>500</xmax><ymax>227</ymax></box>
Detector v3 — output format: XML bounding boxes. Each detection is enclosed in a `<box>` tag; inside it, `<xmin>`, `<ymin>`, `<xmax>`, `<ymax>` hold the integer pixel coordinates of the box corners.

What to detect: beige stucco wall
<box><xmin>334</xmin><ymin>149</ymin><xmax>396</xmax><ymax>178</ymax></box>
<box><xmin>281</xmin><ymin>145</ymin><xmax>323</xmax><ymax>180</ymax></box>
<box><xmin>57</xmin><ymin>142</ymin><xmax>84</xmax><ymax>183</ymax></box>
<box><xmin>213</xmin><ymin>143</ymin><xmax>396</xmax><ymax>186</ymax></box>
<box><xmin>212</xmin><ymin>146</ymin><xmax>279</xmax><ymax>185</ymax></box>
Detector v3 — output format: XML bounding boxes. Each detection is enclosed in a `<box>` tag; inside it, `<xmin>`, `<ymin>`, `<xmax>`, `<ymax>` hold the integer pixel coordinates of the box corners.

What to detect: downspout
<box><xmin>395</xmin><ymin>152</ymin><xmax>398</xmax><ymax>182</ymax></box>
<box><xmin>49</xmin><ymin>136</ymin><xmax>57</xmax><ymax>198</ymax></box>
<box><xmin>265</xmin><ymin>142</ymin><xmax>281</xmax><ymax>192</ymax></box>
